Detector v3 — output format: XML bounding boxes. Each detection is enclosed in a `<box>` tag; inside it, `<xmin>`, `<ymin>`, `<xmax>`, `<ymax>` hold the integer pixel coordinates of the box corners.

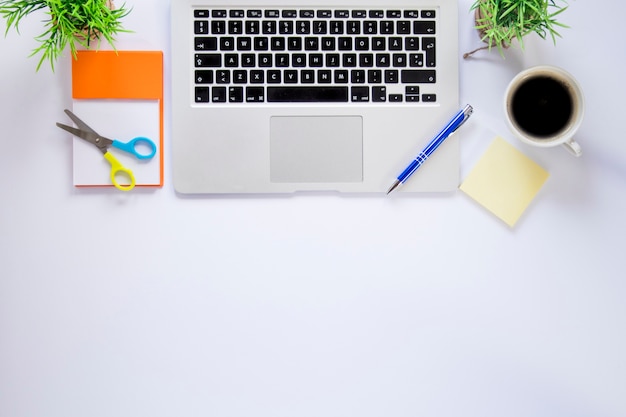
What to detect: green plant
<box><xmin>464</xmin><ymin>0</ymin><xmax>568</xmax><ymax>58</ymax></box>
<box><xmin>0</xmin><ymin>0</ymin><xmax>130</xmax><ymax>70</ymax></box>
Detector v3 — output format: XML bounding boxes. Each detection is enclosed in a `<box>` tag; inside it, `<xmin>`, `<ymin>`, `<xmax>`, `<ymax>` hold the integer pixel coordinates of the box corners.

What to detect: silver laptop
<box><xmin>171</xmin><ymin>0</ymin><xmax>459</xmax><ymax>194</ymax></box>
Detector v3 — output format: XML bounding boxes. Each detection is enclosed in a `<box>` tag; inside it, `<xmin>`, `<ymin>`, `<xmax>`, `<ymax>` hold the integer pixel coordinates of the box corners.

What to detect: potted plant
<box><xmin>0</xmin><ymin>0</ymin><xmax>130</xmax><ymax>71</ymax></box>
<box><xmin>464</xmin><ymin>0</ymin><xmax>568</xmax><ymax>58</ymax></box>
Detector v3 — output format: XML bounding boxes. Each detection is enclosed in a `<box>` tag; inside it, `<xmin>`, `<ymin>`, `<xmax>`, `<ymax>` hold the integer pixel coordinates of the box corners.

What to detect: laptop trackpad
<box><xmin>270</xmin><ymin>116</ymin><xmax>363</xmax><ymax>183</ymax></box>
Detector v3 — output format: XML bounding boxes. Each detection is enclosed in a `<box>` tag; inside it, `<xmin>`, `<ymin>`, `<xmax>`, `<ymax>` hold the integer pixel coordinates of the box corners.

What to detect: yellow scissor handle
<box><xmin>103</xmin><ymin>152</ymin><xmax>136</xmax><ymax>191</ymax></box>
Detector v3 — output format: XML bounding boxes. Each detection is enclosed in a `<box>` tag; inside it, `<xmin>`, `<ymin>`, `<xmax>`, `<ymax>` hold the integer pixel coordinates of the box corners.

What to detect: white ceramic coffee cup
<box><xmin>504</xmin><ymin>66</ymin><xmax>584</xmax><ymax>157</ymax></box>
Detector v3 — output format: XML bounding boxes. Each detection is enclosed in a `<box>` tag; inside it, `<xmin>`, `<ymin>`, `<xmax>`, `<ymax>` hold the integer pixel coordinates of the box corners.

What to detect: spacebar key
<box><xmin>267</xmin><ymin>87</ymin><xmax>348</xmax><ymax>102</ymax></box>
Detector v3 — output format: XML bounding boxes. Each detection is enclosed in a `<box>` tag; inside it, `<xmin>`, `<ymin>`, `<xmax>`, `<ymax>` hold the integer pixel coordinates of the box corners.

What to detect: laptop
<box><xmin>171</xmin><ymin>0</ymin><xmax>459</xmax><ymax>194</ymax></box>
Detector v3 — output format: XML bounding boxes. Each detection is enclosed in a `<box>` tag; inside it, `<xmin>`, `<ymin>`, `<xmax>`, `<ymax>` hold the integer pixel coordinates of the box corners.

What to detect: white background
<box><xmin>1</xmin><ymin>1</ymin><xmax>625</xmax><ymax>417</ymax></box>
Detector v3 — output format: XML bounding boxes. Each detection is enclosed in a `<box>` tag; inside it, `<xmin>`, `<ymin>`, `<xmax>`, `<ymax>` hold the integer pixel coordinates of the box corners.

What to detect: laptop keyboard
<box><xmin>192</xmin><ymin>8</ymin><xmax>439</xmax><ymax>104</ymax></box>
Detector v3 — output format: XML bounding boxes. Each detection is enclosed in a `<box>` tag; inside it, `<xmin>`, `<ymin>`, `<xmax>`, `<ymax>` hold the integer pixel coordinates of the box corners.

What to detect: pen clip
<box><xmin>452</xmin><ymin>104</ymin><xmax>473</xmax><ymax>134</ymax></box>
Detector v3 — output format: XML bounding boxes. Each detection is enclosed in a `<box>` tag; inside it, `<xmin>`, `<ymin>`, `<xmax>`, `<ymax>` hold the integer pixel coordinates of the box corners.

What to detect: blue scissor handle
<box><xmin>112</xmin><ymin>137</ymin><xmax>157</xmax><ymax>160</ymax></box>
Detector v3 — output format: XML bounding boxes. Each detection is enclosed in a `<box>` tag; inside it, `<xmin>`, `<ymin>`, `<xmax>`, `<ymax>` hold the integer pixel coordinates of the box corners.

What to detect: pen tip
<box><xmin>386</xmin><ymin>180</ymin><xmax>400</xmax><ymax>195</ymax></box>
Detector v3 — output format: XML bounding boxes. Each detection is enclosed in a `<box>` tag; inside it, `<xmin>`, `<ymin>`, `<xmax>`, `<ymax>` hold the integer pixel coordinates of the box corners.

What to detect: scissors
<box><xmin>56</xmin><ymin>109</ymin><xmax>157</xmax><ymax>191</ymax></box>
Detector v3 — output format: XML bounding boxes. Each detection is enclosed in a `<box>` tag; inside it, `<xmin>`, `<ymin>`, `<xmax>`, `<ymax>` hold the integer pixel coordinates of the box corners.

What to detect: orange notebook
<box><xmin>71</xmin><ymin>50</ymin><xmax>164</xmax><ymax>188</ymax></box>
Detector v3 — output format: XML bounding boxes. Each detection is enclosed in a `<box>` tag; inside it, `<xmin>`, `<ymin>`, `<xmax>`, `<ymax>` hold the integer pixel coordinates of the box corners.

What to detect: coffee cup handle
<box><xmin>563</xmin><ymin>139</ymin><xmax>582</xmax><ymax>157</ymax></box>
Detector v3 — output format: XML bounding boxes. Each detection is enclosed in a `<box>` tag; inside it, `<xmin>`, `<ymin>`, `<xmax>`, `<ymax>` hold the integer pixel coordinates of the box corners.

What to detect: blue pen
<box><xmin>387</xmin><ymin>104</ymin><xmax>474</xmax><ymax>194</ymax></box>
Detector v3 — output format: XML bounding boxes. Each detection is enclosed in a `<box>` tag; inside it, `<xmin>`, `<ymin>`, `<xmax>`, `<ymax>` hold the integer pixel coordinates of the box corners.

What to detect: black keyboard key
<box><xmin>229</xmin><ymin>87</ymin><xmax>243</xmax><ymax>102</ymax></box>
<box><xmin>267</xmin><ymin>87</ymin><xmax>348</xmax><ymax>102</ymax></box>
<box><xmin>233</xmin><ymin>70</ymin><xmax>247</xmax><ymax>83</ymax></box>
<box><xmin>212</xmin><ymin>87</ymin><xmax>226</xmax><ymax>102</ymax></box>
<box><xmin>334</xmin><ymin>70</ymin><xmax>348</xmax><ymax>83</ymax></box>
<box><xmin>410</xmin><ymin>53</ymin><xmax>424</xmax><ymax>67</ymax></box>
<box><xmin>250</xmin><ymin>70</ymin><xmax>264</xmax><ymax>83</ymax></box>
<box><xmin>364</xmin><ymin>21</ymin><xmax>377</xmax><ymax>34</ymax></box>
<box><xmin>368</xmin><ymin>69</ymin><xmax>382</xmax><ymax>83</ymax></box>
<box><xmin>194</xmin><ymin>10</ymin><xmax>209</xmax><ymax>18</ymax></box>
<box><xmin>380</xmin><ymin>21</ymin><xmax>394</xmax><ymax>34</ymax></box>
<box><xmin>351</xmin><ymin>86</ymin><xmax>369</xmax><ymax>102</ymax></box>
<box><xmin>230</xmin><ymin>10</ymin><xmax>245</xmax><ymax>18</ymax></box>
<box><xmin>343</xmin><ymin>53</ymin><xmax>357</xmax><ymax>67</ymax></box>
<box><xmin>275</xmin><ymin>54</ymin><xmax>290</xmax><ymax>67</ymax></box>
<box><xmin>287</xmin><ymin>37</ymin><xmax>302</xmax><ymax>50</ymax></box>
<box><xmin>282</xmin><ymin>10</ymin><xmax>297</xmax><ymax>18</ymax></box>
<box><xmin>296</xmin><ymin>20</ymin><xmax>311</xmax><ymax>34</ymax></box>
<box><xmin>393</xmin><ymin>53</ymin><xmax>407</xmax><ymax>67</ymax></box>
<box><xmin>406</xmin><ymin>37</ymin><xmax>420</xmax><ymax>51</ymax></box>
<box><xmin>401</xmin><ymin>70</ymin><xmax>436</xmax><ymax>83</ymax></box>
<box><xmin>245</xmin><ymin>21</ymin><xmax>260</xmax><ymax>34</ymax></box>
<box><xmin>414</xmin><ymin>21</ymin><xmax>436</xmax><ymax>35</ymax></box>
<box><xmin>228</xmin><ymin>20</ymin><xmax>243</xmax><ymax>34</ymax></box>
<box><xmin>279</xmin><ymin>21</ymin><xmax>294</xmax><ymax>34</ymax></box>
<box><xmin>300</xmin><ymin>10</ymin><xmax>315</xmax><ymax>18</ymax></box>
<box><xmin>262</xmin><ymin>21</ymin><xmax>277</xmax><ymax>34</ymax></box>
<box><xmin>267</xmin><ymin>70</ymin><xmax>282</xmax><ymax>83</ymax></box>
<box><xmin>195</xmin><ymin>53</ymin><xmax>221</xmax><ymax>67</ymax></box>
<box><xmin>321</xmin><ymin>37</ymin><xmax>335</xmax><ymax>50</ymax></box>
<box><xmin>422</xmin><ymin>37</ymin><xmax>436</xmax><ymax>67</ymax></box>
<box><xmin>330</xmin><ymin>21</ymin><xmax>344</xmax><ymax>34</ymax></box>
<box><xmin>397</xmin><ymin>21</ymin><xmax>411</xmax><ymax>34</ymax></box>
<box><xmin>195</xmin><ymin>87</ymin><xmax>210</xmax><ymax>102</ymax></box>
<box><xmin>423</xmin><ymin>94</ymin><xmax>437</xmax><ymax>102</ymax></box>
<box><xmin>372</xmin><ymin>86</ymin><xmax>387</xmax><ymax>102</ymax></box>
<box><xmin>385</xmin><ymin>70</ymin><xmax>399</xmax><ymax>83</ymax></box>
<box><xmin>351</xmin><ymin>70</ymin><xmax>366</xmax><ymax>83</ymax></box>
<box><xmin>318</xmin><ymin>70</ymin><xmax>332</xmax><ymax>83</ymax></box>
<box><xmin>220</xmin><ymin>37</ymin><xmax>235</xmax><ymax>50</ymax></box>
<box><xmin>372</xmin><ymin>37</ymin><xmax>386</xmax><ymax>50</ymax></box>
<box><xmin>406</xmin><ymin>86</ymin><xmax>420</xmax><ymax>95</ymax></box>
<box><xmin>292</xmin><ymin>54</ymin><xmax>307</xmax><ymax>67</ymax></box>
<box><xmin>254</xmin><ymin>37</ymin><xmax>269</xmax><ymax>50</ymax></box>
<box><xmin>211</xmin><ymin>20</ymin><xmax>225</xmax><ymax>34</ymax></box>
<box><xmin>284</xmin><ymin>70</ymin><xmax>298</xmax><ymax>83</ymax></box>
<box><xmin>246</xmin><ymin>87</ymin><xmax>265</xmax><ymax>102</ymax></box>
<box><xmin>194</xmin><ymin>21</ymin><xmax>209</xmax><ymax>34</ymax></box>
<box><xmin>389</xmin><ymin>37</ymin><xmax>402</xmax><ymax>50</ymax></box>
<box><xmin>422</xmin><ymin>10</ymin><xmax>436</xmax><ymax>18</ymax></box>
<box><xmin>347</xmin><ymin>21</ymin><xmax>360</xmax><ymax>34</ymax></box>
<box><xmin>237</xmin><ymin>37</ymin><xmax>252</xmax><ymax>50</ymax></box>
<box><xmin>313</xmin><ymin>21</ymin><xmax>327</xmax><ymax>34</ymax></box>
<box><xmin>259</xmin><ymin>54</ymin><xmax>273</xmax><ymax>66</ymax></box>
<box><xmin>338</xmin><ymin>37</ymin><xmax>352</xmax><ymax>50</ymax></box>
<box><xmin>212</xmin><ymin>10</ymin><xmax>227</xmax><ymax>18</ymax></box>
<box><xmin>195</xmin><ymin>37</ymin><xmax>217</xmax><ymax>51</ymax></box>
<box><xmin>241</xmin><ymin>54</ymin><xmax>255</xmax><ymax>67</ymax></box>
<box><xmin>271</xmin><ymin>37</ymin><xmax>285</xmax><ymax>50</ymax></box>
<box><xmin>301</xmin><ymin>70</ymin><xmax>315</xmax><ymax>83</ymax></box>
<box><xmin>215</xmin><ymin>70</ymin><xmax>230</xmax><ymax>83</ymax></box>
<box><xmin>195</xmin><ymin>70</ymin><xmax>213</xmax><ymax>84</ymax></box>
<box><xmin>305</xmin><ymin>37</ymin><xmax>319</xmax><ymax>51</ymax></box>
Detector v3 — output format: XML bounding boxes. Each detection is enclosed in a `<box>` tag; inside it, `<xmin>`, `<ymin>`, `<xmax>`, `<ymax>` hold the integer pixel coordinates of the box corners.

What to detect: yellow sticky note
<box><xmin>460</xmin><ymin>137</ymin><xmax>549</xmax><ymax>227</ymax></box>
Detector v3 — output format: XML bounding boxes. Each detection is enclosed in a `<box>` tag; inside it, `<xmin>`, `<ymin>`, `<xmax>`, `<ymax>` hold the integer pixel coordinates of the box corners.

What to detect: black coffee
<box><xmin>511</xmin><ymin>76</ymin><xmax>573</xmax><ymax>138</ymax></box>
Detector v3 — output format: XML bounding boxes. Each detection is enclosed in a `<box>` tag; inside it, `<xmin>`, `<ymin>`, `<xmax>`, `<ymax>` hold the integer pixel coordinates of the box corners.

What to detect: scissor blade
<box><xmin>56</xmin><ymin>122</ymin><xmax>92</xmax><ymax>140</ymax></box>
<box><xmin>62</xmin><ymin>109</ymin><xmax>97</xmax><ymax>134</ymax></box>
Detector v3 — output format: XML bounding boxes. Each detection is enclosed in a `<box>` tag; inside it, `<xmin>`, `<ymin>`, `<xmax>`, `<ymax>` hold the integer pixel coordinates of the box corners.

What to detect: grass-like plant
<box><xmin>464</xmin><ymin>0</ymin><xmax>568</xmax><ymax>58</ymax></box>
<box><xmin>0</xmin><ymin>0</ymin><xmax>130</xmax><ymax>71</ymax></box>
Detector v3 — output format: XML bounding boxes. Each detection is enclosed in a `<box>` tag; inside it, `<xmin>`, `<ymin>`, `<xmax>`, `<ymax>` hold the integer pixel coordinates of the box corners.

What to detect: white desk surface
<box><xmin>2</xmin><ymin>1</ymin><xmax>625</xmax><ymax>416</ymax></box>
